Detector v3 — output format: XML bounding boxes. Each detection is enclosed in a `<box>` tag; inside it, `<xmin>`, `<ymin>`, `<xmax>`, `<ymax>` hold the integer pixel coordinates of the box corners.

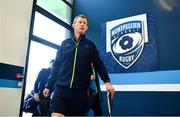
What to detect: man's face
<box><xmin>73</xmin><ymin>17</ymin><xmax>88</xmax><ymax>34</ymax></box>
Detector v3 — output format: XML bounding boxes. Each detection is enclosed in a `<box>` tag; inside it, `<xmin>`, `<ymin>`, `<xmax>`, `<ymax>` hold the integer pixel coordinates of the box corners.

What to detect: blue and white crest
<box><xmin>106</xmin><ymin>14</ymin><xmax>148</xmax><ymax>69</ymax></box>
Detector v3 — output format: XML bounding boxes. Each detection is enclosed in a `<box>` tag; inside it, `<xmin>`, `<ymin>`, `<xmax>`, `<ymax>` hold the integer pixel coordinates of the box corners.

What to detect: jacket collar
<box><xmin>71</xmin><ymin>33</ymin><xmax>86</xmax><ymax>43</ymax></box>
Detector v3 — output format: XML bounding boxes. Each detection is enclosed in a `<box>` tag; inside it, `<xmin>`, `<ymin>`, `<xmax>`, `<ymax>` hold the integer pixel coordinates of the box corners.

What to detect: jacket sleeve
<box><xmin>92</xmin><ymin>43</ymin><xmax>110</xmax><ymax>83</ymax></box>
<box><xmin>45</xmin><ymin>46</ymin><xmax>62</xmax><ymax>91</ymax></box>
<box><xmin>34</xmin><ymin>69</ymin><xmax>44</xmax><ymax>93</ymax></box>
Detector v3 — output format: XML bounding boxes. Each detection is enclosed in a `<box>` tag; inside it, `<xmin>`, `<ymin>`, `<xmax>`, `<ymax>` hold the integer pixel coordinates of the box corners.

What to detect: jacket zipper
<box><xmin>70</xmin><ymin>44</ymin><xmax>79</xmax><ymax>88</ymax></box>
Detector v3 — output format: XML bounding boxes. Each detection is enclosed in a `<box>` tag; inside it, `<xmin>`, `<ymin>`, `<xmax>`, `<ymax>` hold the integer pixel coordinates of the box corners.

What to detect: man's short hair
<box><xmin>73</xmin><ymin>14</ymin><xmax>87</xmax><ymax>24</ymax></box>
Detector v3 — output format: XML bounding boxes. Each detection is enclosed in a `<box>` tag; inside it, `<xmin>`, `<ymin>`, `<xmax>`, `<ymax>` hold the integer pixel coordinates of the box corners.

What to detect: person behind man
<box><xmin>88</xmin><ymin>63</ymin><xmax>103</xmax><ymax>116</ymax></box>
<box><xmin>43</xmin><ymin>14</ymin><xmax>115</xmax><ymax>116</ymax></box>
<box><xmin>32</xmin><ymin>59</ymin><xmax>54</xmax><ymax>116</ymax></box>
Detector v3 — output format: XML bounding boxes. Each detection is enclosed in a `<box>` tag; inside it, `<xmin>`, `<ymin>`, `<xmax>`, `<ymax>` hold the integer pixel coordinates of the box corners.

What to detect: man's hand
<box><xmin>43</xmin><ymin>88</ymin><xmax>50</xmax><ymax>97</ymax></box>
<box><xmin>34</xmin><ymin>93</ymin><xmax>40</xmax><ymax>102</ymax></box>
<box><xmin>90</xmin><ymin>75</ymin><xmax>95</xmax><ymax>80</ymax></box>
<box><xmin>105</xmin><ymin>82</ymin><xmax>115</xmax><ymax>99</ymax></box>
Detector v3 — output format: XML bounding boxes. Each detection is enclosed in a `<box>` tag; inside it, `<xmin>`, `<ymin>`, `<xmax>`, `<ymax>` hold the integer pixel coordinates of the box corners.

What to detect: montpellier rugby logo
<box><xmin>106</xmin><ymin>14</ymin><xmax>148</xmax><ymax>69</ymax></box>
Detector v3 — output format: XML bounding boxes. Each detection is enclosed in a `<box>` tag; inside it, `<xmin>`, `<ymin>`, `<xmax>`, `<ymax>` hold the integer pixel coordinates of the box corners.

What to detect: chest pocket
<box><xmin>61</xmin><ymin>43</ymin><xmax>72</xmax><ymax>54</ymax></box>
<box><xmin>60</xmin><ymin>43</ymin><xmax>76</xmax><ymax>62</ymax></box>
<box><xmin>78</xmin><ymin>44</ymin><xmax>93</xmax><ymax>60</ymax></box>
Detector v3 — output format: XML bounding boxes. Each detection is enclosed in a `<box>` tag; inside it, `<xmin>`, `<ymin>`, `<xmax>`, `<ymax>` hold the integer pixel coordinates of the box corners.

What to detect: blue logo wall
<box><xmin>100</xmin><ymin>13</ymin><xmax>159</xmax><ymax>73</ymax></box>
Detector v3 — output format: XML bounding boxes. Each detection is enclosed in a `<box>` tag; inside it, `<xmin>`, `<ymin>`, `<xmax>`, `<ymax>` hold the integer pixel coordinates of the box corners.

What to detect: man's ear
<box><xmin>86</xmin><ymin>26</ymin><xmax>88</xmax><ymax>31</ymax></box>
<box><xmin>72</xmin><ymin>23</ymin><xmax>75</xmax><ymax>28</ymax></box>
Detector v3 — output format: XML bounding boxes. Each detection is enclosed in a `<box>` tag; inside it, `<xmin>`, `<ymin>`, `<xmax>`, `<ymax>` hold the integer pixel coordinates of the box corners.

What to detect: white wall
<box><xmin>0</xmin><ymin>2</ymin><xmax>2</xmax><ymax>60</ymax></box>
<box><xmin>0</xmin><ymin>0</ymin><xmax>33</xmax><ymax>116</ymax></box>
<box><xmin>0</xmin><ymin>88</ymin><xmax>22</xmax><ymax>116</ymax></box>
<box><xmin>0</xmin><ymin>0</ymin><xmax>33</xmax><ymax>66</ymax></box>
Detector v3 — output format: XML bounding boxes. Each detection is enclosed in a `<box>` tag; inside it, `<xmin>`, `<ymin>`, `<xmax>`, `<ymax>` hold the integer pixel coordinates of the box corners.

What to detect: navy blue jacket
<box><xmin>34</xmin><ymin>68</ymin><xmax>51</xmax><ymax>98</ymax></box>
<box><xmin>46</xmin><ymin>35</ymin><xmax>110</xmax><ymax>90</ymax></box>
